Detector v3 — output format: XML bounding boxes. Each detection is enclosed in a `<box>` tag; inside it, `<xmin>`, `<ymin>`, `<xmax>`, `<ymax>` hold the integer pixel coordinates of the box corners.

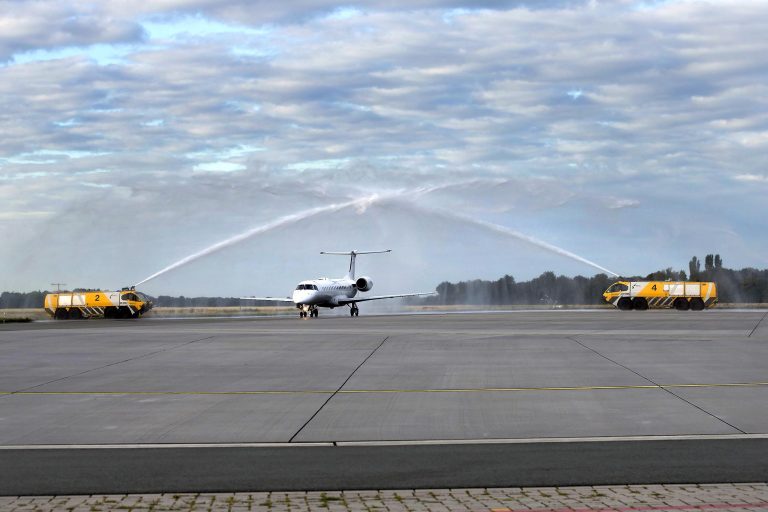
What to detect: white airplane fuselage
<box><xmin>292</xmin><ymin>278</ymin><xmax>358</xmax><ymax>308</ymax></box>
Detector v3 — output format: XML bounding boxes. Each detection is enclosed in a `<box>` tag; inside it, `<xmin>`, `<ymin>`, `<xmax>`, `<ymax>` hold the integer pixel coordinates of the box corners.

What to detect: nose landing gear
<box><xmin>299</xmin><ymin>305</ymin><xmax>319</xmax><ymax>318</ymax></box>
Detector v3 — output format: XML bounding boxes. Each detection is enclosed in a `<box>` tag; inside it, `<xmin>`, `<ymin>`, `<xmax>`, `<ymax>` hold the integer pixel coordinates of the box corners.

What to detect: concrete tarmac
<box><xmin>1</xmin><ymin>309</ymin><xmax>767</xmax><ymax>494</ymax></box>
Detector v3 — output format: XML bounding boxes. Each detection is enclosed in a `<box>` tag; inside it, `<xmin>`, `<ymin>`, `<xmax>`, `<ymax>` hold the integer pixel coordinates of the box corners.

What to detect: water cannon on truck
<box><xmin>44</xmin><ymin>289</ymin><xmax>153</xmax><ymax>319</ymax></box>
<box><xmin>603</xmin><ymin>281</ymin><xmax>717</xmax><ymax>311</ymax></box>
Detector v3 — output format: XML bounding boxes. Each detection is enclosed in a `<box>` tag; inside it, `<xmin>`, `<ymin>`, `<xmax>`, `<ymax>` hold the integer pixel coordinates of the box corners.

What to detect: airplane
<box><xmin>242</xmin><ymin>250</ymin><xmax>436</xmax><ymax>318</ymax></box>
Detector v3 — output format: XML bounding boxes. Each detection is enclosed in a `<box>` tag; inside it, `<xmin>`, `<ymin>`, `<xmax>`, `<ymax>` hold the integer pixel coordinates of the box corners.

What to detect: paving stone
<box><xmin>5</xmin><ymin>484</ymin><xmax>768</xmax><ymax>512</ymax></box>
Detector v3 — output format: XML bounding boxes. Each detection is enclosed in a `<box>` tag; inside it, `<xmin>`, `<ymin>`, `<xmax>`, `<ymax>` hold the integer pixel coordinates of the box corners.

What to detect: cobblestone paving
<box><xmin>1</xmin><ymin>484</ymin><xmax>766</xmax><ymax>512</ymax></box>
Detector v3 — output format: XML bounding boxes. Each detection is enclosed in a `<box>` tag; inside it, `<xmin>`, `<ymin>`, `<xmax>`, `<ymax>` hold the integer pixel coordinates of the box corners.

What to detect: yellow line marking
<box><xmin>664</xmin><ymin>382</ymin><xmax>768</xmax><ymax>389</ymax></box>
<box><xmin>1</xmin><ymin>382</ymin><xmax>768</xmax><ymax>397</ymax></box>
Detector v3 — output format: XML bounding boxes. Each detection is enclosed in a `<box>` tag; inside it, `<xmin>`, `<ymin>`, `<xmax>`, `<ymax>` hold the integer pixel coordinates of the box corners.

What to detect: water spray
<box><xmin>133</xmin><ymin>182</ymin><xmax>469</xmax><ymax>286</ymax></box>
<box><xmin>393</xmin><ymin>201</ymin><xmax>621</xmax><ymax>277</ymax></box>
<box><xmin>134</xmin><ymin>196</ymin><xmax>375</xmax><ymax>287</ymax></box>
<box><xmin>134</xmin><ymin>179</ymin><xmax>619</xmax><ymax>287</ymax></box>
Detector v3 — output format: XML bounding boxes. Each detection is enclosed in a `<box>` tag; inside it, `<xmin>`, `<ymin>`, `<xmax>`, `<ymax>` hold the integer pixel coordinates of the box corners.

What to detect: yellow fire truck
<box><xmin>44</xmin><ymin>288</ymin><xmax>153</xmax><ymax>319</ymax></box>
<box><xmin>603</xmin><ymin>281</ymin><xmax>718</xmax><ymax>311</ymax></box>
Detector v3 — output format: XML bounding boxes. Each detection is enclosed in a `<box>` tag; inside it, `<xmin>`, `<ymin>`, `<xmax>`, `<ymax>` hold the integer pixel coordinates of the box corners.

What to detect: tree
<box><xmin>705</xmin><ymin>254</ymin><xmax>714</xmax><ymax>272</ymax></box>
<box><xmin>689</xmin><ymin>256</ymin><xmax>701</xmax><ymax>280</ymax></box>
<box><xmin>646</xmin><ymin>267</ymin><xmax>682</xmax><ymax>281</ymax></box>
<box><xmin>715</xmin><ymin>254</ymin><xmax>723</xmax><ymax>269</ymax></box>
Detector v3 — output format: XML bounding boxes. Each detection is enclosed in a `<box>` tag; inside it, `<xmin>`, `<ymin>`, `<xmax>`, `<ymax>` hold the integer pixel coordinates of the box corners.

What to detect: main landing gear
<box><xmin>298</xmin><ymin>305</ymin><xmax>359</xmax><ymax>318</ymax></box>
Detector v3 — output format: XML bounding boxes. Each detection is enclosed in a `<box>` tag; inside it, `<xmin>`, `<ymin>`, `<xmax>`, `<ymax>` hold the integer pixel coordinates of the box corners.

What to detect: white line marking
<box><xmin>0</xmin><ymin>442</ymin><xmax>334</xmax><ymax>450</ymax></box>
<box><xmin>337</xmin><ymin>434</ymin><xmax>768</xmax><ymax>446</ymax></box>
<box><xmin>1</xmin><ymin>434</ymin><xmax>766</xmax><ymax>450</ymax></box>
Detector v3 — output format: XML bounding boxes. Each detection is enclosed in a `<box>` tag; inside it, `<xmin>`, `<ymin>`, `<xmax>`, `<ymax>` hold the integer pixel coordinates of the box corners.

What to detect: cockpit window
<box><xmin>122</xmin><ymin>293</ymin><xmax>139</xmax><ymax>301</ymax></box>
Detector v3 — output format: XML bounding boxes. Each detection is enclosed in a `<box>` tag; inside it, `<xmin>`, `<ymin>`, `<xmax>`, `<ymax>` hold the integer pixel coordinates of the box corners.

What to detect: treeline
<box><xmin>3</xmin><ymin>255</ymin><xmax>767</xmax><ymax>308</ymax></box>
<box><xmin>153</xmin><ymin>296</ymin><xmax>247</xmax><ymax>307</ymax></box>
<box><xmin>687</xmin><ymin>255</ymin><xmax>768</xmax><ymax>304</ymax></box>
<box><xmin>423</xmin><ymin>254</ymin><xmax>768</xmax><ymax>306</ymax></box>
<box><xmin>0</xmin><ymin>288</ymin><xmax>105</xmax><ymax>309</ymax></box>
<box><xmin>425</xmin><ymin>272</ymin><xmax>614</xmax><ymax>306</ymax></box>
<box><xmin>0</xmin><ymin>291</ymin><xmax>48</xmax><ymax>309</ymax></box>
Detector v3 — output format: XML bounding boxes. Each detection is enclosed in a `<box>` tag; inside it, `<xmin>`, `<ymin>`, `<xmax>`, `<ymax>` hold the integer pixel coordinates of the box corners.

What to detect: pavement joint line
<box><xmin>749</xmin><ymin>310</ymin><xmax>768</xmax><ymax>337</ymax></box>
<box><xmin>3</xmin><ymin>381</ymin><xmax>768</xmax><ymax>396</ymax></box>
<box><xmin>566</xmin><ymin>336</ymin><xmax>749</xmax><ymax>435</ymax></box>
<box><xmin>288</xmin><ymin>335</ymin><xmax>391</xmax><ymax>442</ymax></box>
<box><xmin>1</xmin><ymin>433</ymin><xmax>768</xmax><ymax>449</ymax></box>
<box><xmin>3</xmin><ymin>334</ymin><xmax>218</xmax><ymax>398</ymax></box>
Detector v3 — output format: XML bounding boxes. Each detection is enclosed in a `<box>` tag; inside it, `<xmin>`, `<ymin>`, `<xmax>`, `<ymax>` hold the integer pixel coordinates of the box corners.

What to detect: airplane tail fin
<box><xmin>320</xmin><ymin>250</ymin><xmax>391</xmax><ymax>279</ymax></box>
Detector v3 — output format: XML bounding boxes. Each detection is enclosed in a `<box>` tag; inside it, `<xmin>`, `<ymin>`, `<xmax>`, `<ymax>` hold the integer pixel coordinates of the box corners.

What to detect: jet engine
<box><xmin>355</xmin><ymin>276</ymin><xmax>373</xmax><ymax>292</ymax></box>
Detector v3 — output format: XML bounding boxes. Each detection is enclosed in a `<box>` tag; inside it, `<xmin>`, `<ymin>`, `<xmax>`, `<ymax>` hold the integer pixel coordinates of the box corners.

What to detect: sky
<box><xmin>1</xmin><ymin>0</ymin><xmax>767</xmax><ymax>297</ymax></box>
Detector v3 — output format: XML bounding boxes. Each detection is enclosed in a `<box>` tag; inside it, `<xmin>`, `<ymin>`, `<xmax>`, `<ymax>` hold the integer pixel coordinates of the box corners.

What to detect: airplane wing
<box><xmin>240</xmin><ymin>296</ymin><xmax>295</xmax><ymax>303</ymax></box>
<box><xmin>338</xmin><ymin>292</ymin><xmax>437</xmax><ymax>305</ymax></box>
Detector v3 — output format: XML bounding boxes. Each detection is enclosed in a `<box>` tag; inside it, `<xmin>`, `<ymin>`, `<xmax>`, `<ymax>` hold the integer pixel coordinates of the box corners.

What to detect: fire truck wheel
<box><xmin>690</xmin><ymin>298</ymin><xmax>705</xmax><ymax>311</ymax></box>
<box><xmin>617</xmin><ymin>297</ymin><xmax>633</xmax><ymax>310</ymax></box>
<box><xmin>674</xmin><ymin>298</ymin><xmax>690</xmax><ymax>311</ymax></box>
<box><xmin>54</xmin><ymin>308</ymin><xmax>68</xmax><ymax>320</ymax></box>
<box><xmin>67</xmin><ymin>308</ymin><xmax>83</xmax><ymax>320</ymax></box>
<box><xmin>631</xmin><ymin>297</ymin><xmax>649</xmax><ymax>310</ymax></box>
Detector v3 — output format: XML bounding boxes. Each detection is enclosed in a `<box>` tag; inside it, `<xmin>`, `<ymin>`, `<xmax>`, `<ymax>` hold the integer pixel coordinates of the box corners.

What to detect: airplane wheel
<box><xmin>355</xmin><ymin>309</ymin><xmax>359</xmax><ymax>317</ymax></box>
<box><xmin>690</xmin><ymin>298</ymin><xmax>705</xmax><ymax>311</ymax></box>
<box><xmin>312</xmin><ymin>309</ymin><xmax>318</xmax><ymax>318</ymax></box>
<box><xmin>350</xmin><ymin>308</ymin><xmax>355</xmax><ymax>317</ymax></box>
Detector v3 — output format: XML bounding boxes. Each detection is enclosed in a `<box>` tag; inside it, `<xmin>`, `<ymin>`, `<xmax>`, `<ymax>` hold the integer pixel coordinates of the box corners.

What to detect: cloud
<box><xmin>734</xmin><ymin>174</ymin><xmax>768</xmax><ymax>183</ymax></box>
<box><xmin>606</xmin><ymin>198</ymin><xmax>640</xmax><ymax>210</ymax></box>
<box><xmin>1</xmin><ymin>0</ymin><xmax>768</xmax><ymax>293</ymax></box>
<box><xmin>0</xmin><ymin>1</ymin><xmax>145</xmax><ymax>62</ymax></box>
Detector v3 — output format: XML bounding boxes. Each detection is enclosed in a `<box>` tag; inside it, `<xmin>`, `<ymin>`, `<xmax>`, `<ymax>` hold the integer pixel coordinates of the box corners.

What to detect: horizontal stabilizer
<box><xmin>320</xmin><ymin>249</ymin><xmax>392</xmax><ymax>279</ymax></box>
<box><xmin>320</xmin><ymin>250</ymin><xmax>391</xmax><ymax>255</ymax></box>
